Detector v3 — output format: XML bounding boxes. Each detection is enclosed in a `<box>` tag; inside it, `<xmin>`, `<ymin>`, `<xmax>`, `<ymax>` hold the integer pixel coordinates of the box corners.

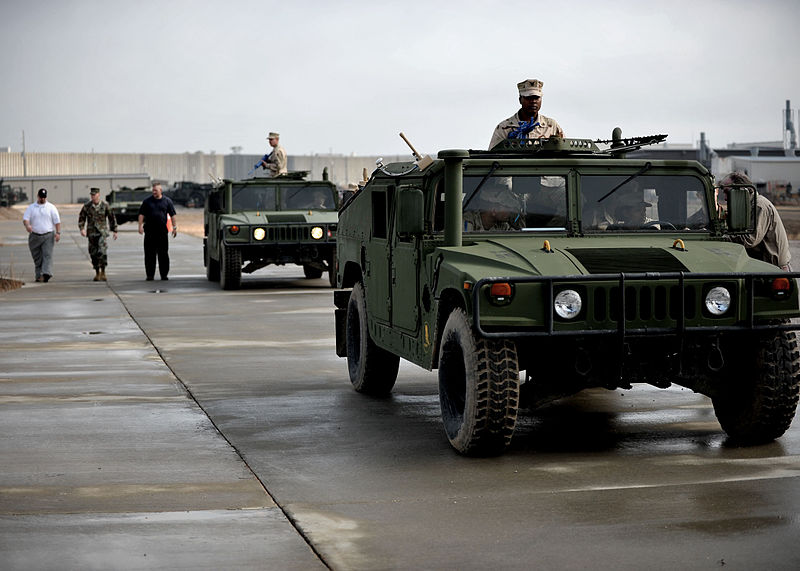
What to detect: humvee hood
<box><xmin>439</xmin><ymin>237</ymin><xmax>778</xmax><ymax>281</ymax></box>
<box><xmin>220</xmin><ymin>210</ymin><xmax>338</xmax><ymax>225</ymax></box>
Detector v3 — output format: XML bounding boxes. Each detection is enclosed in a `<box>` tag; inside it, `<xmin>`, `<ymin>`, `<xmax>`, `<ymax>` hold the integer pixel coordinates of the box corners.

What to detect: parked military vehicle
<box><xmin>0</xmin><ymin>180</ymin><xmax>27</xmax><ymax>207</ymax></box>
<box><xmin>204</xmin><ymin>173</ymin><xmax>339</xmax><ymax>289</ymax></box>
<box><xmin>333</xmin><ymin>130</ymin><xmax>800</xmax><ymax>456</ymax></box>
<box><xmin>167</xmin><ymin>181</ymin><xmax>213</xmax><ymax>208</ymax></box>
<box><xmin>106</xmin><ymin>187</ymin><xmax>151</xmax><ymax>224</ymax></box>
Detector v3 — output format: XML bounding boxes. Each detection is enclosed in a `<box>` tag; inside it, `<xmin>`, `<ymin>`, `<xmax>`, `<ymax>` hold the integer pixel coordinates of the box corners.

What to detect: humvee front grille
<box><xmin>593</xmin><ymin>284</ymin><xmax>698</xmax><ymax>322</ymax></box>
<box><xmin>265</xmin><ymin>226</ymin><xmax>312</xmax><ymax>242</ymax></box>
<box><xmin>472</xmin><ymin>271</ymin><xmax>800</xmax><ymax>338</ymax></box>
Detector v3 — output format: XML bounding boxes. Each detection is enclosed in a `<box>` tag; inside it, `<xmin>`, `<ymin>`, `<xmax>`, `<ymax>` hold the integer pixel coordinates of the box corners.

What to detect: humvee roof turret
<box><xmin>204</xmin><ymin>174</ymin><xmax>339</xmax><ymax>289</ymax></box>
<box><xmin>333</xmin><ymin>130</ymin><xmax>800</xmax><ymax>456</ymax></box>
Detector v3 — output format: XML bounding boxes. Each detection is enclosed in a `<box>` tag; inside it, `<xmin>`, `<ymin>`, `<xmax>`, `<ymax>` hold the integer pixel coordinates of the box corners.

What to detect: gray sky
<box><xmin>2</xmin><ymin>0</ymin><xmax>799</xmax><ymax>157</ymax></box>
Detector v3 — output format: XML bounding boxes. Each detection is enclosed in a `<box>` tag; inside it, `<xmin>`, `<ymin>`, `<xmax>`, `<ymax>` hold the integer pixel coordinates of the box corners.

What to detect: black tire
<box><xmin>303</xmin><ymin>264</ymin><xmax>323</xmax><ymax>279</ymax></box>
<box><xmin>205</xmin><ymin>240</ymin><xmax>220</xmax><ymax>282</ymax></box>
<box><xmin>712</xmin><ymin>330</ymin><xmax>800</xmax><ymax>444</ymax></box>
<box><xmin>220</xmin><ymin>245</ymin><xmax>242</xmax><ymax>290</ymax></box>
<box><xmin>188</xmin><ymin>192</ymin><xmax>204</xmax><ymax>208</ymax></box>
<box><xmin>346</xmin><ymin>282</ymin><xmax>399</xmax><ymax>396</ymax></box>
<box><xmin>438</xmin><ymin>309</ymin><xmax>520</xmax><ymax>455</ymax></box>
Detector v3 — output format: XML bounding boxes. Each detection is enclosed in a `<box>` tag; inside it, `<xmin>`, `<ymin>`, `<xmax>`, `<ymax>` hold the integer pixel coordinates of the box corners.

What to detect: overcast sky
<box><xmin>2</xmin><ymin>0</ymin><xmax>799</xmax><ymax>157</ymax></box>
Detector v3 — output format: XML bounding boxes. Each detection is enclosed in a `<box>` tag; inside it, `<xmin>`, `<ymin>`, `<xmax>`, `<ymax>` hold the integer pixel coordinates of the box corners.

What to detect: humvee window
<box><xmin>581</xmin><ymin>174</ymin><xmax>709</xmax><ymax>232</ymax></box>
<box><xmin>281</xmin><ymin>185</ymin><xmax>338</xmax><ymax>210</ymax></box>
<box><xmin>461</xmin><ymin>174</ymin><xmax>567</xmax><ymax>232</ymax></box>
<box><xmin>231</xmin><ymin>184</ymin><xmax>276</xmax><ymax>210</ymax></box>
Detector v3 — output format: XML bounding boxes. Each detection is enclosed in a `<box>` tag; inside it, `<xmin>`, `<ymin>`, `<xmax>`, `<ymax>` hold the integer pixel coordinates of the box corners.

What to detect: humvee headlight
<box><xmin>120</xmin><ymin>208</ymin><xmax>127</xmax><ymax>213</ymax></box>
<box><xmin>554</xmin><ymin>289</ymin><xmax>582</xmax><ymax>319</ymax></box>
<box><xmin>253</xmin><ymin>227</ymin><xmax>266</xmax><ymax>241</ymax></box>
<box><xmin>705</xmin><ymin>286</ymin><xmax>731</xmax><ymax>315</ymax></box>
<box><xmin>311</xmin><ymin>226</ymin><xmax>324</xmax><ymax>240</ymax></box>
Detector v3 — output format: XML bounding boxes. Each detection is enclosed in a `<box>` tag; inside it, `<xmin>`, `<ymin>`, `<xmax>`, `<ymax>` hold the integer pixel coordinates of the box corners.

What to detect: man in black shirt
<box><xmin>137</xmin><ymin>182</ymin><xmax>177</xmax><ymax>280</ymax></box>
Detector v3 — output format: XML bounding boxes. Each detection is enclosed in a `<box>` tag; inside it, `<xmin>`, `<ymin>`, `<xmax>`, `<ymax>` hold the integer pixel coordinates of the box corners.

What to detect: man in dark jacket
<box><xmin>137</xmin><ymin>182</ymin><xmax>177</xmax><ymax>280</ymax></box>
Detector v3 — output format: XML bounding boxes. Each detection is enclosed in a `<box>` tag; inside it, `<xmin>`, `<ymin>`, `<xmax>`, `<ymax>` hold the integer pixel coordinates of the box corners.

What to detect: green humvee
<box><xmin>107</xmin><ymin>187</ymin><xmax>151</xmax><ymax>224</ymax></box>
<box><xmin>333</xmin><ymin>131</ymin><xmax>800</xmax><ymax>456</ymax></box>
<box><xmin>204</xmin><ymin>174</ymin><xmax>339</xmax><ymax>290</ymax></box>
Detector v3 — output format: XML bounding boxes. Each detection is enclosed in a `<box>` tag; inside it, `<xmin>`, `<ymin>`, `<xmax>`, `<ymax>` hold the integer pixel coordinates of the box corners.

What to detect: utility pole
<box><xmin>21</xmin><ymin>130</ymin><xmax>27</xmax><ymax>176</ymax></box>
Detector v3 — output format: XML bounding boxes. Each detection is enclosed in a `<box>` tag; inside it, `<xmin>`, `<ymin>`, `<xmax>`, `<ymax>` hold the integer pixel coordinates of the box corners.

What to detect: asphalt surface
<box><xmin>1</xmin><ymin>205</ymin><xmax>800</xmax><ymax>570</ymax></box>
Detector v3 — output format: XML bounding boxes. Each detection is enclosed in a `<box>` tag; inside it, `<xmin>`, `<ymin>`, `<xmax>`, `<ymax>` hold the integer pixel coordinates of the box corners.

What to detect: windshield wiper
<box><xmin>597</xmin><ymin>162</ymin><xmax>652</xmax><ymax>203</ymax></box>
<box><xmin>462</xmin><ymin>161</ymin><xmax>501</xmax><ymax>211</ymax></box>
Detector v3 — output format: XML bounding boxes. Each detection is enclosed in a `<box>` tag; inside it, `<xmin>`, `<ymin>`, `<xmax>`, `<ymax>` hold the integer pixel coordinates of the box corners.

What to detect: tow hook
<box><xmin>707</xmin><ymin>338</ymin><xmax>725</xmax><ymax>372</ymax></box>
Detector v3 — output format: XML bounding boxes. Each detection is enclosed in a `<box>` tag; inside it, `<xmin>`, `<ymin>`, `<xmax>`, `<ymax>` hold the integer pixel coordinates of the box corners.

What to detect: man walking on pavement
<box><xmin>22</xmin><ymin>188</ymin><xmax>61</xmax><ymax>283</ymax></box>
<box><xmin>78</xmin><ymin>187</ymin><xmax>118</xmax><ymax>281</ymax></box>
<box><xmin>137</xmin><ymin>182</ymin><xmax>177</xmax><ymax>281</ymax></box>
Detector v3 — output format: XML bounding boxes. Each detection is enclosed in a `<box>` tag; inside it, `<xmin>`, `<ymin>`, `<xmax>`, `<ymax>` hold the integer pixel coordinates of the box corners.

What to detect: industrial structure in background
<box><xmin>1</xmin><ymin>101</ymin><xmax>799</xmax><ymax>204</ymax></box>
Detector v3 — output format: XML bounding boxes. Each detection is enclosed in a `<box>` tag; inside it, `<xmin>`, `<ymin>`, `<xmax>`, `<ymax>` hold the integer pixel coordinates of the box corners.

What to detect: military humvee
<box><xmin>204</xmin><ymin>173</ymin><xmax>339</xmax><ymax>289</ymax></box>
<box><xmin>333</xmin><ymin>130</ymin><xmax>800</xmax><ymax>456</ymax></box>
<box><xmin>107</xmin><ymin>187</ymin><xmax>151</xmax><ymax>224</ymax></box>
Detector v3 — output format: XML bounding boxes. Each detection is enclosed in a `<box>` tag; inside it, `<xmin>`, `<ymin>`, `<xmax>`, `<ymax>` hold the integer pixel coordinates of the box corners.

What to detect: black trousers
<box><xmin>143</xmin><ymin>231</ymin><xmax>170</xmax><ymax>278</ymax></box>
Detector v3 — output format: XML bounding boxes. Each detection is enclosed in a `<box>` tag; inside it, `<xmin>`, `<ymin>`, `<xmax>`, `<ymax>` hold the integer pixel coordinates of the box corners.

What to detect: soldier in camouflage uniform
<box><xmin>262</xmin><ymin>132</ymin><xmax>288</xmax><ymax>177</ymax></box>
<box><xmin>78</xmin><ymin>188</ymin><xmax>118</xmax><ymax>281</ymax></box>
<box><xmin>489</xmin><ymin>79</ymin><xmax>564</xmax><ymax>150</ymax></box>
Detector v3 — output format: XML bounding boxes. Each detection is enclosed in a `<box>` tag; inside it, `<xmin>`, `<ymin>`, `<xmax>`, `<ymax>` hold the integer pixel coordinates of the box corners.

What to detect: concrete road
<box><xmin>2</xmin><ymin>208</ymin><xmax>800</xmax><ymax>570</ymax></box>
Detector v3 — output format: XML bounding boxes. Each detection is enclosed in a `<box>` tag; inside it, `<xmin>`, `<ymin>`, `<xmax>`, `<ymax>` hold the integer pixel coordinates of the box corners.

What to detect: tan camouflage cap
<box><xmin>90</xmin><ymin>187</ymin><xmax>100</xmax><ymax>194</ymax></box>
<box><xmin>267</xmin><ymin>132</ymin><xmax>280</xmax><ymax>139</ymax></box>
<box><xmin>518</xmin><ymin>79</ymin><xmax>543</xmax><ymax>97</ymax></box>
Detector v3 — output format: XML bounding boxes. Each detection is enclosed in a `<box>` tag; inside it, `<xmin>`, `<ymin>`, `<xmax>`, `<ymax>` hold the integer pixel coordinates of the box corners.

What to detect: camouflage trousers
<box><xmin>87</xmin><ymin>231</ymin><xmax>109</xmax><ymax>269</ymax></box>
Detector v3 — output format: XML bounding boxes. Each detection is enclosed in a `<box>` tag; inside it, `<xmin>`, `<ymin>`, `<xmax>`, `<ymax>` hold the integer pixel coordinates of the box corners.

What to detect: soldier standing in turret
<box><xmin>79</xmin><ymin>188</ymin><xmax>118</xmax><ymax>281</ymax></box>
<box><xmin>489</xmin><ymin>79</ymin><xmax>564</xmax><ymax>149</ymax></box>
<box><xmin>261</xmin><ymin>132</ymin><xmax>288</xmax><ymax>177</ymax></box>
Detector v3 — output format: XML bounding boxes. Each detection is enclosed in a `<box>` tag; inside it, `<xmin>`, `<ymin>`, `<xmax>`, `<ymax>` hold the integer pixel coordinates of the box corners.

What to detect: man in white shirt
<box><xmin>22</xmin><ymin>188</ymin><xmax>61</xmax><ymax>282</ymax></box>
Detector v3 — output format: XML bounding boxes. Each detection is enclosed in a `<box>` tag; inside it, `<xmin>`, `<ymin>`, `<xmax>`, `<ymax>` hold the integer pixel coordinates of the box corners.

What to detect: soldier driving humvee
<box><xmin>463</xmin><ymin>179</ymin><xmax>524</xmax><ymax>231</ymax></box>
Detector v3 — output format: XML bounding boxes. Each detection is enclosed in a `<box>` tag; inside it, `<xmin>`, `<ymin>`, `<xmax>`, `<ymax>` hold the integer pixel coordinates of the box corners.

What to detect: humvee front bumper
<box><xmin>472</xmin><ymin>271</ymin><xmax>800</xmax><ymax>339</ymax></box>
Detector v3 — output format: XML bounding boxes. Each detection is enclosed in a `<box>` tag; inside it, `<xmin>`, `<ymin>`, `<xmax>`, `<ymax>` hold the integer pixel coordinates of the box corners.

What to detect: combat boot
<box><xmin>99</xmin><ymin>268</ymin><xmax>107</xmax><ymax>281</ymax></box>
<box><xmin>93</xmin><ymin>269</ymin><xmax>100</xmax><ymax>281</ymax></box>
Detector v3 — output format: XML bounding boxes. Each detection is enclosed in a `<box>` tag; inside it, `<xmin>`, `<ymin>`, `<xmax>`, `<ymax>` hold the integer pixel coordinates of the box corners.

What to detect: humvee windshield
<box><xmin>231</xmin><ymin>184</ymin><xmax>276</xmax><ymax>210</ymax></box>
<box><xmin>230</xmin><ymin>183</ymin><xmax>337</xmax><ymax>211</ymax></box>
<box><xmin>450</xmin><ymin>173</ymin><xmax>709</xmax><ymax>233</ymax></box>
<box><xmin>582</xmin><ymin>175</ymin><xmax>709</xmax><ymax>232</ymax></box>
<box><xmin>461</xmin><ymin>175</ymin><xmax>568</xmax><ymax>232</ymax></box>
<box><xmin>281</xmin><ymin>185</ymin><xmax>337</xmax><ymax>210</ymax></box>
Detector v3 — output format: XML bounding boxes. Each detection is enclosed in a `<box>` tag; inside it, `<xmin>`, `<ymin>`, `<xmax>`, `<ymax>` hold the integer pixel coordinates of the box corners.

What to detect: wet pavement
<box><xmin>1</xmin><ymin>206</ymin><xmax>799</xmax><ymax>570</ymax></box>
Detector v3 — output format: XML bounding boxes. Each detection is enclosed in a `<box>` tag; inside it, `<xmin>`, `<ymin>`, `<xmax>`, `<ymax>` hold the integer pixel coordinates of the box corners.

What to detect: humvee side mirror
<box><xmin>396</xmin><ymin>187</ymin><xmax>425</xmax><ymax>236</ymax></box>
<box><xmin>725</xmin><ymin>186</ymin><xmax>756</xmax><ymax>233</ymax></box>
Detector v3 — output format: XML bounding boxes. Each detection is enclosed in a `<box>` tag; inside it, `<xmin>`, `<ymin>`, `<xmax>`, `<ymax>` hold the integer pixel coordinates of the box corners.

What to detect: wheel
<box><xmin>712</xmin><ymin>330</ymin><xmax>800</xmax><ymax>444</ymax></box>
<box><xmin>438</xmin><ymin>308</ymin><xmax>520</xmax><ymax>455</ymax></box>
<box><xmin>205</xmin><ymin>240</ymin><xmax>220</xmax><ymax>282</ymax></box>
<box><xmin>346</xmin><ymin>282</ymin><xmax>399</xmax><ymax>396</ymax></box>
<box><xmin>220</xmin><ymin>244</ymin><xmax>242</xmax><ymax>290</ymax></box>
<box><xmin>303</xmin><ymin>264</ymin><xmax>323</xmax><ymax>279</ymax></box>
<box><xmin>188</xmin><ymin>192</ymin><xmax>204</xmax><ymax>208</ymax></box>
